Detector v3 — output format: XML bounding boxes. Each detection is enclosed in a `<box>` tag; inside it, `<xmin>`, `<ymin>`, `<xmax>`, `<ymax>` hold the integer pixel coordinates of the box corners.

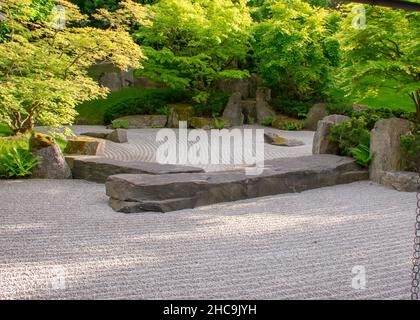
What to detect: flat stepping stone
<box><xmin>66</xmin><ymin>156</ymin><xmax>204</xmax><ymax>183</ymax></box>
<box><xmin>106</xmin><ymin>155</ymin><xmax>368</xmax><ymax>213</ymax></box>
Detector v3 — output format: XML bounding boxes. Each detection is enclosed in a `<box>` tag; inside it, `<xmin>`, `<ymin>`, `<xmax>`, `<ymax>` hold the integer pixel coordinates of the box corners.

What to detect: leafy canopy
<box><xmin>134</xmin><ymin>0</ymin><xmax>252</xmax><ymax>102</ymax></box>
<box><xmin>0</xmin><ymin>0</ymin><xmax>145</xmax><ymax>135</ymax></box>
<box><xmin>252</xmin><ymin>0</ymin><xmax>340</xmax><ymax>101</ymax></box>
<box><xmin>336</xmin><ymin>5</ymin><xmax>420</xmax><ymax>118</ymax></box>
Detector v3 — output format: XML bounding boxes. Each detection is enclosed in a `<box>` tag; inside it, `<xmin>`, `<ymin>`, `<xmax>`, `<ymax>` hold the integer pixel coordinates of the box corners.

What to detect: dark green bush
<box><xmin>271</xmin><ymin>98</ymin><xmax>311</xmax><ymax>119</ymax></box>
<box><xmin>194</xmin><ymin>93</ymin><xmax>230</xmax><ymax>117</ymax></box>
<box><xmin>326</xmin><ymin>100</ymin><xmax>353</xmax><ymax>116</ymax></box>
<box><xmin>329</xmin><ymin>118</ymin><xmax>371</xmax><ymax>156</ymax></box>
<box><xmin>401</xmin><ymin>128</ymin><xmax>420</xmax><ymax>172</ymax></box>
<box><xmin>103</xmin><ymin>88</ymin><xmax>190</xmax><ymax>124</ymax></box>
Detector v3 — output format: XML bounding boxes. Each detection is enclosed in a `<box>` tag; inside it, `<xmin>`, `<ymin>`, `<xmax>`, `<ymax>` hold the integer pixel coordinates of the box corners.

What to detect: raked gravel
<box><xmin>0</xmin><ymin>179</ymin><xmax>416</xmax><ymax>300</ymax></box>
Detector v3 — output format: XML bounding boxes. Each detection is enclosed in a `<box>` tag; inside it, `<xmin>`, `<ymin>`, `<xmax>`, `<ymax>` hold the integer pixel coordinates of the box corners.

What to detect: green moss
<box><xmin>29</xmin><ymin>132</ymin><xmax>56</xmax><ymax>152</ymax></box>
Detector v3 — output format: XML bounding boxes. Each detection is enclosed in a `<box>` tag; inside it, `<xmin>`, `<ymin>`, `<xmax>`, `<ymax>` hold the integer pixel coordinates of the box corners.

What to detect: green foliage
<box><xmin>194</xmin><ymin>93</ymin><xmax>230</xmax><ymax>117</ymax></box>
<box><xmin>103</xmin><ymin>88</ymin><xmax>189</xmax><ymax>124</ymax></box>
<box><xmin>326</xmin><ymin>100</ymin><xmax>353</xmax><ymax>116</ymax></box>
<box><xmin>135</xmin><ymin>0</ymin><xmax>252</xmax><ymax>101</ymax></box>
<box><xmin>0</xmin><ymin>147</ymin><xmax>38</xmax><ymax>178</ymax></box>
<box><xmin>350</xmin><ymin>143</ymin><xmax>372</xmax><ymax>168</ymax></box>
<box><xmin>329</xmin><ymin>119</ymin><xmax>371</xmax><ymax>156</ymax></box>
<box><xmin>213</xmin><ymin>117</ymin><xmax>225</xmax><ymax>130</ymax></box>
<box><xmin>329</xmin><ymin>107</ymin><xmax>416</xmax><ymax>157</ymax></box>
<box><xmin>401</xmin><ymin>128</ymin><xmax>420</xmax><ymax>171</ymax></box>
<box><xmin>336</xmin><ymin>5</ymin><xmax>420</xmax><ymax>113</ymax></box>
<box><xmin>0</xmin><ymin>0</ymin><xmax>145</xmax><ymax>135</ymax></box>
<box><xmin>283</xmin><ymin>122</ymin><xmax>303</xmax><ymax>131</ymax></box>
<box><xmin>252</xmin><ymin>0</ymin><xmax>340</xmax><ymax>101</ymax></box>
<box><xmin>260</xmin><ymin>117</ymin><xmax>273</xmax><ymax>127</ymax></box>
<box><xmin>271</xmin><ymin>98</ymin><xmax>311</xmax><ymax>119</ymax></box>
<box><xmin>111</xmin><ymin>119</ymin><xmax>129</xmax><ymax>129</ymax></box>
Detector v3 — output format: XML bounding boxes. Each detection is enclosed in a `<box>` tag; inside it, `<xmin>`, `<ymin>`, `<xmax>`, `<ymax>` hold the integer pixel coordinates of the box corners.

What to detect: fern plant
<box><xmin>350</xmin><ymin>143</ymin><xmax>372</xmax><ymax>168</ymax></box>
<box><xmin>0</xmin><ymin>147</ymin><xmax>39</xmax><ymax>178</ymax></box>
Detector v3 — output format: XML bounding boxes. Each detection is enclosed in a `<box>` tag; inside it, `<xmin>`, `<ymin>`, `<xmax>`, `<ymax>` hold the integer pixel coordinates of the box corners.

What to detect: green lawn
<box><xmin>75</xmin><ymin>88</ymin><xmax>152</xmax><ymax>125</ymax></box>
<box><xmin>348</xmin><ymin>88</ymin><xmax>414</xmax><ymax>112</ymax></box>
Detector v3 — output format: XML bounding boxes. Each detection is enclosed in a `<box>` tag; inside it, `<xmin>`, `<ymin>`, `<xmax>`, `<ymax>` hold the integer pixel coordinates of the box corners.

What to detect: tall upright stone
<box><xmin>256</xmin><ymin>87</ymin><xmax>276</xmax><ymax>123</ymax></box>
<box><xmin>222</xmin><ymin>92</ymin><xmax>244</xmax><ymax>126</ymax></box>
<box><xmin>370</xmin><ymin>118</ymin><xmax>410</xmax><ymax>184</ymax></box>
<box><xmin>305</xmin><ymin>103</ymin><xmax>328</xmax><ymax>131</ymax></box>
<box><xmin>312</xmin><ymin>115</ymin><xmax>350</xmax><ymax>155</ymax></box>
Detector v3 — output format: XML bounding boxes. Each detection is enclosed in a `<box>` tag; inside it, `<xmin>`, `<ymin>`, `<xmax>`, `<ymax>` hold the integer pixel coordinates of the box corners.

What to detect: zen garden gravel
<box><xmin>0</xmin><ymin>179</ymin><xmax>416</xmax><ymax>299</ymax></box>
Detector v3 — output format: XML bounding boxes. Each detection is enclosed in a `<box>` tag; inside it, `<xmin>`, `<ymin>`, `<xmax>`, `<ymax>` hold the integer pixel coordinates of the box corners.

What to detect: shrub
<box><xmin>111</xmin><ymin>119</ymin><xmax>129</xmax><ymax>129</ymax></box>
<box><xmin>194</xmin><ymin>93</ymin><xmax>230</xmax><ymax>117</ymax></box>
<box><xmin>260</xmin><ymin>117</ymin><xmax>273</xmax><ymax>127</ymax></box>
<box><xmin>271</xmin><ymin>98</ymin><xmax>311</xmax><ymax>119</ymax></box>
<box><xmin>283</xmin><ymin>122</ymin><xmax>303</xmax><ymax>131</ymax></box>
<box><xmin>103</xmin><ymin>88</ymin><xmax>190</xmax><ymax>124</ymax></box>
<box><xmin>401</xmin><ymin>128</ymin><xmax>420</xmax><ymax>171</ymax></box>
<box><xmin>329</xmin><ymin>119</ymin><xmax>371</xmax><ymax>156</ymax></box>
<box><xmin>0</xmin><ymin>147</ymin><xmax>39</xmax><ymax>178</ymax></box>
<box><xmin>326</xmin><ymin>101</ymin><xmax>354</xmax><ymax>116</ymax></box>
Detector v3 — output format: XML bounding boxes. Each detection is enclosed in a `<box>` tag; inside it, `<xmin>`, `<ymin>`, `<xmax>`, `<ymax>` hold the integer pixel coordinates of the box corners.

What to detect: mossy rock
<box><xmin>167</xmin><ymin>104</ymin><xmax>195</xmax><ymax>128</ymax></box>
<box><xmin>190</xmin><ymin>117</ymin><xmax>215</xmax><ymax>130</ymax></box>
<box><xmin>29</xmin><ymin>132</ymin><xmax>56</xmax><ymax>152</ymax></box>
<box><xmin>64</xmin><ymin>137</ymin><xmax>105</xmax><ymax>156</ymax></box>
<box><xmin>272</xmin><ymin>115</ymin><xmax>304</xmax><ymax>131</ymax></box>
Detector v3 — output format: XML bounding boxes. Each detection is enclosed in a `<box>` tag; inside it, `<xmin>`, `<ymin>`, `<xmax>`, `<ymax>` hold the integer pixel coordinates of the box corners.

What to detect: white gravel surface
<box><xmin>38</xmin><ymin>125</ymin><xmax>315</xmax><ymax>172</ymax></box>
<box><xmin>0</xmin><ymin>179</ymin><xmax>416</xmax><ymax>300</ymax></box>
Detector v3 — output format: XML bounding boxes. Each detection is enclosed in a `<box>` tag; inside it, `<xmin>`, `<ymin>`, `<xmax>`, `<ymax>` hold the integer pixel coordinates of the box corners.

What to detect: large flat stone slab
<box><xmin>106</xmin><ymin>155</ymin><xmax>368</xmax><ymax>213</ymax></box>
<box><xmin>66</xmin><ymin>156</ymin><xmax>204</xmax><ymax>183</ymax></box>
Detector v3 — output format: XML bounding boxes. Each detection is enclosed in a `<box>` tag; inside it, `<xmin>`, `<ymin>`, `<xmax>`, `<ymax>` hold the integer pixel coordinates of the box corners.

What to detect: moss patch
<box><xmin>29</xmin><ymin>132</ymin><xmax>56</xmax><ymax>152</ymax></box>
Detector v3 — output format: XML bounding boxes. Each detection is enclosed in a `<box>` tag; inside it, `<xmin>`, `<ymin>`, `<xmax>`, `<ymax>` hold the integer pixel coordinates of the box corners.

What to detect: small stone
<box><xmin>106</xmin><ymin>129</ymin><xmax>128</xmax><ymax>143</ymax></box>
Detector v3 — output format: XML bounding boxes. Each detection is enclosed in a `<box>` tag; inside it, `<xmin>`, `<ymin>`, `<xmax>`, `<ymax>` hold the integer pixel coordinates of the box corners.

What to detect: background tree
<box><xmin>134</xmin><ymin>0</ymin><xmax>252</xmax><ymax>103</ymax></box>
<box><xmin>0</xmin><ymin>0</ymin><xmax>145</xmax><ymax>135</ymax></box>
<box><xmin>252</xmin><ymin>0</ymin><xmax>340</xmax><ymax>101</ymax></box>
<box><xmin>337</xmin><ymin>4</ymin><xmax>420</xmax><ymax>121</ymax></box>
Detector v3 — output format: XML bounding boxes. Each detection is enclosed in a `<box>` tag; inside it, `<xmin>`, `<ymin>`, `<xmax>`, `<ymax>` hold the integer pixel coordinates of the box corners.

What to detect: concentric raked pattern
<box><xmin>67</xmin><ymin>125</ymin><xmax>315</xmax><ymax>172</ymax></box>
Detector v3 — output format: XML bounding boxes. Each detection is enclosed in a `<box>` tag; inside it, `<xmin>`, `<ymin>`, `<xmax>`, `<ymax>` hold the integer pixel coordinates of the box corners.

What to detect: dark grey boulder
<box><xmin>106</xmin><ymin>155</ymin><xmax>368</xmax><ymax>213</ymax></box>
<box><xmin>66</xmin><ymin>156</ymin><xmax>204</xmax><ymax>183</ymax></box>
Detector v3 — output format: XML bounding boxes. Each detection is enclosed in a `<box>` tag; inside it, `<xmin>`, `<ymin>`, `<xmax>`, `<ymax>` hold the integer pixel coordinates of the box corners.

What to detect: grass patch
<box><xmin>75</xmin><ymin>88</ymin><xmax>166</xmax><ymax>125</ymax></box>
